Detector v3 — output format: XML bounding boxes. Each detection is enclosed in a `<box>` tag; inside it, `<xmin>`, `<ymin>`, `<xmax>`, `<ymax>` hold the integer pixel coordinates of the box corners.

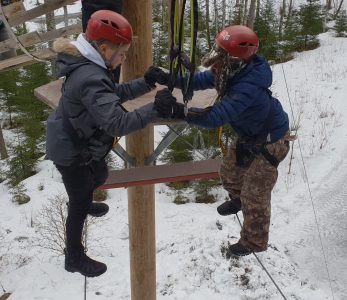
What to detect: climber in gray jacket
<box><xmin>45</xmin><ymin>10</ymin><xmax>168</xmax><ymax>277</ymax></box>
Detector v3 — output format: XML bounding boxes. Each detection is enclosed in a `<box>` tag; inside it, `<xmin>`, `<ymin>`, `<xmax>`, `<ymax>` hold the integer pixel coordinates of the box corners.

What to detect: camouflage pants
<box><xmin>220</xmin><ymin>135</ymin><xmax>290</xmax><ymax>251</ymax></box>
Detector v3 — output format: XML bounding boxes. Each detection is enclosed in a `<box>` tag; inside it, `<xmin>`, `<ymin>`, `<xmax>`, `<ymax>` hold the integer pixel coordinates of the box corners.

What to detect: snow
<box><xmin>1</xmin><ymin>4</ymin><xmax>347</xmax><ymax>299</ymax></box>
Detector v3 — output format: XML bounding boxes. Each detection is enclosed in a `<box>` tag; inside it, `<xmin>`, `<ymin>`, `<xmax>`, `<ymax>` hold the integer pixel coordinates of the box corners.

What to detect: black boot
<box><xmin>227</xmin><ymin>242</ymin><xmax>253</xmax><ymax>257</ymax></box>
<box><xmin>64</xmin><ymin>249</ymin><xmax>107</xmax><ymax>277</ymax></box>
<box><xmin>88</xmin><ymin>202</ymin><xmax>109</xmax><ymax>217</ymax></box>
<box><xmin>217</xmin><ymin>197</ymin><xmax>241</xmax><ymax>216</ymax></box>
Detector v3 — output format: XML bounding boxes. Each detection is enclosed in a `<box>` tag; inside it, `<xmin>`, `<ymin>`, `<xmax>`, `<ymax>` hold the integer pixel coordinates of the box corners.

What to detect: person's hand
<box><xmin>154</xmin><ymin>89</ymin><xmax>176</xmax><ymax>118</ymax></box>
<box><xmin>144</xmin><ymin>66</ymin><xmax>170</xmax><ymax>87</ymax></box>
<box><xmin>154</xmin><ymin>88</ymin><xmax>185</xmax><ymax>119</ymax></box>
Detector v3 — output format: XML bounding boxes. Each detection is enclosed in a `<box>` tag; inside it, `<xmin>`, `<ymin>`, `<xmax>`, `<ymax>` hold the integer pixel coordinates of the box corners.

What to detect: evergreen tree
<box><xmin>298</xmin><ymin>0</ymin><xmax>324</xmax><ymax>50</ymax></box>
<box><xmin>334</xmin><ymin>10</ymin><xmax>347</xmax><ymax>37</ymax></box>
<box><xmin>253</xmin><ymin>0</ymin><xmax>279</xmax><ymax>60</ymax></box>
<box><xmin>282</xmin><ymin>9</ymin><xmax>302</xmax><ymax>54</ymax></box>
<box><xmin>0</xmin><ymin>62</ymin><xmax>52</xmax><ymax>188</ymax></box>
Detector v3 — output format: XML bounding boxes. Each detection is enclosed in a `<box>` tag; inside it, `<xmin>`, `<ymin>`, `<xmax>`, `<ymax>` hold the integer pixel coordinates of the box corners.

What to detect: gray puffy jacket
<box><xmin>46</xmin><ymin>37</ymin><xmax>159</xmax><ymax>166</ymax></box>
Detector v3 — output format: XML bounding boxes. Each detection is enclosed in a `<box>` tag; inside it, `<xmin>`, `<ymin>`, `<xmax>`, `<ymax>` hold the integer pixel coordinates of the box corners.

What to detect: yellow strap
<box><xmin>218</xmin><ymin>127</ymin><xmax>227</xmax><ymax>156</ymax></box>
<box><xmin>112</xmin><ymin>137</ymin><xmax>120</xmax><ymax>148</ymax></box>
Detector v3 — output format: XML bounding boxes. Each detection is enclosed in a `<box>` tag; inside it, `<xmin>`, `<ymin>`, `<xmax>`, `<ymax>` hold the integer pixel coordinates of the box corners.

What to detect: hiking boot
<box><xmin>88</xmin><ymin>202</ymin><xmax>109</xmax><ymax>217</ymax></box>
<box><xmin>227</xmin><ymin>242</ymin><xmax>266</xmax><ymax>258</ymax></box>
<box><xmin>217</xmin><ymin>197</ymin><xmax>241</xmax><ymax>216</ymax></box>
<box><xmin>64</xmin><ymin>249</ymin><xmax>107</xmax><ymax>277</ymax></box>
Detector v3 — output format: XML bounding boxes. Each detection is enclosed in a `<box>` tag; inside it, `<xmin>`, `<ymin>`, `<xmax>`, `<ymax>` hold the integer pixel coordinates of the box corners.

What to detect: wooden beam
<box><xmin>0</xmin><ymin>48</ymin><xmax>54</xmax><ymax>71</ymax></box>
<box><xmin>6</xmin><ymin>0</ymin><xmax>78</xmax><ymax>27</ymax></box>
<box><xmin>34</xmin><ymin>79</ymin><xmax>216</xmax><ymax>111</ymax></box>
<box><xmin>2</xmin><ymin>1</ymin><xmax>25</xmax><ymax>18</ymax></box>
<box><xmin>100</xmin><ymin>159</ymin><xmax>221</xmax><ymax>189</ymax></box>
<box><xmin>0</xmin><ymin>23</ymin><xmax>82</xmax><ymax>53</ymax></box>
<box><xmin>123</xmin><ymin>1</ymin><xmax>156</xmax><ymax>299</ymax></box>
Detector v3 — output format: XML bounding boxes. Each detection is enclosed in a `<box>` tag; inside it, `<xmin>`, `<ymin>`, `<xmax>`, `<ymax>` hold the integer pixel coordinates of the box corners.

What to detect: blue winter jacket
<box><xmin>186</xmin><ymin>55</ymin><xmax>289</xmax><ymax>143</ymax></box>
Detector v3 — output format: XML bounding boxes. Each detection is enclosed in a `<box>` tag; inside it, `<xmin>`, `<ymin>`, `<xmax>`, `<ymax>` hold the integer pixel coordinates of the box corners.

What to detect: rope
<box><xmin>0</xmin><ymin>3</ymin><xmax>49</xmax><ymax>63</ymax></box>
<box><xmin>280</xmin><ymin>64</ymin><xmax>336</xmax><ymax>300</ymax></box>
<box><xmin>168</xmin><ymin>0</ymin><xmax>198</xmax><ymax>108</ymax></box>
<box><xmin>83</xmin><ymin>219</ymin><xmax>88</xmax><ymax>300</ymax></box>
<box><xmin>235</xmin><ymin>214</ymin><xmax>288</xmax><ymax>300</ymax></box>
<box><xmin>0</xmin><ymin>280</ymin><xmax>6</xmax><ymax>293</ymax></box>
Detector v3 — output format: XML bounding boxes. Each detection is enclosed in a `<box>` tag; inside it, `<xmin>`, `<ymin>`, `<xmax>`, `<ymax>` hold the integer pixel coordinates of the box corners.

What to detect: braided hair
<box><xmin>202</xmin><ymin>47</ymin><xmax>245</xmax><ymax>99</ymax></box>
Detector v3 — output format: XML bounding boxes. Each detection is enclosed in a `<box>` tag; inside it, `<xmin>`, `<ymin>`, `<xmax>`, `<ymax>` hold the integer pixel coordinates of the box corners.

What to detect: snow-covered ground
<box><xmin>1</xmin><ymin>15</ymin><xmax>347</xmax><ymax>300</ymax></box>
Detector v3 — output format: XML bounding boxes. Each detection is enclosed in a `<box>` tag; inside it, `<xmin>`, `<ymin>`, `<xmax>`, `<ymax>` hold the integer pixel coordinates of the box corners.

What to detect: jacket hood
<box><xmin>53</xmin><ymin>34</ymin><xmax>107</xmax><ymax>77</ymax></box>
<box><xmin>233</xmin><ymin>55</ymin><xmax>272</xmax><ymax>89</ymax></box>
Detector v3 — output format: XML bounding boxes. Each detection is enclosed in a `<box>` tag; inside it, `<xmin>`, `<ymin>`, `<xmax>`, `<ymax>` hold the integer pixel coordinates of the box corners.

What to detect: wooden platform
<box><xmin>101</xmin><ymin>159</ymin><xmax>221</xmax><ymax>189</ymax></box>
<box><xmin>34</xmin><ymin>79</ymin><xmax>217</xmax><ymax>111</ymax></box>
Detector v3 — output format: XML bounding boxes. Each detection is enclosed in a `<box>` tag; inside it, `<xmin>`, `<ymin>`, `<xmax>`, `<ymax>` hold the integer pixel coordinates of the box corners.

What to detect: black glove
<box><xmin>172</xmin><ymin>102</ymin><xmax>185</xmax><ymax>119</ymax></box>
<box><xmin>154</xmin><ymin>88</ymin><xmax>186</xmax><ymax>119</ymax></box>
<box><xmin>144</xmin><ymin>66</ymin><xmax>170</xmax><ymax>87</ymax></box>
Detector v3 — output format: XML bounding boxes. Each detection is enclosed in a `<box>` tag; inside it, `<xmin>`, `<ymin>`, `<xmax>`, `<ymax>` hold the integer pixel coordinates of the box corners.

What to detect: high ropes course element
<box><xmin>0</xmin><ymin>0</ymin><xmax>80</xmax><ymax>71</ymax></box>
<box><xmin>2</xmin><ymin>0</ymin><xmax>336</xmax><ymax>299</ymax></box>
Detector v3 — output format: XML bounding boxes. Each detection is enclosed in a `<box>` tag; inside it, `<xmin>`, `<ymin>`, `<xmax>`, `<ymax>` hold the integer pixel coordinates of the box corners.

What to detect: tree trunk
<box><xmin>247</xmin><ymin>0</ymin><xmax>257</xmax><ymax>29</ymax></box>
<box><xmin>213</xmin><ymin>0</ymin><xmax>218</xmax><ymax>36</ymax></box>
<box><xmin>205</xmin><ymin>0</ymin><xmax>212</xmax><ymax>50</ymax></box>
<box><xmin>284</xmin><ymin>0</ymin><xmax>293</xmax><ymax>29</ymax></box>
<box><xmin>334</xmin><ymin>0</ymin><xmax>345</xmax><ymax>18</ymax></box>
<box><xmin>278</xmin><ymin>0</ymin><xmax>286</xmax><ymax>39</ymax></box>
<box><xmin>221</xmin><ymin>0</ymin><xmax>226</xmax><ymax>28</ymax></box>
<box><xmin>0</xmin><ymin>125</ymin><xmax>8</xmax><ymax>159</ymax></box>
<box><xmin>44</xmin><ymin>0</ymin><xmax>57</xmax><ymax>76</ymax></box>
<box><xmin>326</xmin><ymin>0</ymin><xmax>332</xmax><ymax>10</ymax></box>
<box><xmin>243</xmin><ymin>0</ymin><xmax>249</xmax><ymax>25</ymax></box>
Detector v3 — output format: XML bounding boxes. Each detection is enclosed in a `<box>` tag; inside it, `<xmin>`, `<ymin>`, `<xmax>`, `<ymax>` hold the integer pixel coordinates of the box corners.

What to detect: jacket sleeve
<box><xmin>186</xmin><ymin>83</ymin><xmax>260</xmax><ymax>128</ymax></box>
<box><xmin>114</xmin><ymin>78</ymin><xmax>153</xmax><ymax>103</ymax></box>
<box><xmin>80</xmin><ymin>74</ymin><xmax>158</xmax><ymax>137</ymax></box>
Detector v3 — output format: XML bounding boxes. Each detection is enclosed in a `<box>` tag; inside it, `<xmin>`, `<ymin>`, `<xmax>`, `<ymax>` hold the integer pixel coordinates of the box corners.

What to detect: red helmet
<box><xmin>86</xmin><ymin>10</ymin><xmax>133</xmax><ymax>44</ymax></box>
<box><xmin>215</xmin><ymin>25</ymin><xmax>259</xmax><ymax>61</ymax></box>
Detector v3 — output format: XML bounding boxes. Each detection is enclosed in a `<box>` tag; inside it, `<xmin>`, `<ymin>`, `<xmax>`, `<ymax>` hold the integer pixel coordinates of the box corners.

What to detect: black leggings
<box><xmin>55</xmin><ymin>160</ymin><xmax>108</xmax><ymax>254</ymax></box>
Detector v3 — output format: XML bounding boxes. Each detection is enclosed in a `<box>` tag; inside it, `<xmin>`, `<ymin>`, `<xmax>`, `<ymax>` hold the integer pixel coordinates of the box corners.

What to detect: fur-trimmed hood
<box><xmin>53</xmin><ymin>34</ymin><xmax>107</xmax><ymax>77</ymax></box>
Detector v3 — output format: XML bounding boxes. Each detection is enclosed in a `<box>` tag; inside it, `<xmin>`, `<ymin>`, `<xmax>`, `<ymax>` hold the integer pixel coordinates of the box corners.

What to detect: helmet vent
<box><xmin>110</xmin><ymin>21</ymin><xmax>119</xmax><ymax>29</ymax></box>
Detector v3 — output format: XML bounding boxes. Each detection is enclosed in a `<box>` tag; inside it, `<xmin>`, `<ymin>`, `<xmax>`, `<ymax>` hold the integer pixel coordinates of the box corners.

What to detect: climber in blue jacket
<box><xmin>153</xmin><ymin>25</ymin><xmax>291</xmax><ymax>257</ymax></box>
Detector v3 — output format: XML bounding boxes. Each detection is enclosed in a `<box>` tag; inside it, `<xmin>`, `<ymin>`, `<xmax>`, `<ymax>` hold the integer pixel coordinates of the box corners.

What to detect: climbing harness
<box><xmin>168</xmin><ymin>0</ymin><xmax>198</xmax><ymax>115</ymax></box>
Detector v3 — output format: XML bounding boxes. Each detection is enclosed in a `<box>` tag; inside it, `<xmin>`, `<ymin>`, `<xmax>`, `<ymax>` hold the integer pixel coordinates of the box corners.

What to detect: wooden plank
<box><xmin>0</xmin><ymin>23</ymin><xmax>82</xmax><ymax>53</ymax></box>
<box><xmin>0</xmin><ymin>48</ymin><xmax>55</xmax><ymax>71</ymax></box>
<box><xmin>34</xmin><ymin>79</ymin><xmax>217</xmax><ymax>111</ymax></box>
<box><xmin>7</xmin><ymin>0</ymin><xmax>78</xmax><ymax>27</ymax></box>
<box><xmin>99</xmin><ymin>159</ymin><xmax>221</xmax><ymax>189</ymax></box>
<box><xmin>2</xmin><ymin>1</ymin><xmax>25</xmax><ymax>18</ymax></box>
<box><xmin>30</xmin><ymin>12</ymin><xmax>81</xmax><ymax>24</ymax></box>
<box><xmin>34</xmin><ymin>78</ymin><xmax>63</xmax><ymax>109</ymax></box>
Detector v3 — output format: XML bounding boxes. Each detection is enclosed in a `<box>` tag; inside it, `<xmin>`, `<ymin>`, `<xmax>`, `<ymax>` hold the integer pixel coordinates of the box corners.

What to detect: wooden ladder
<box><xmin>0</xmin><ymin>0</ymin><xmax>81</xmax><ymax>72</ymax></box>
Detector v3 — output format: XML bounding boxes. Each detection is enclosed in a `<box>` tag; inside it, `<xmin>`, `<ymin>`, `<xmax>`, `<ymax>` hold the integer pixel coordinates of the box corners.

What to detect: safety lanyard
<box><xmin>168</xmin><ymin>0</ymin><xmax>198</xmax><ymax>115</ymax></box>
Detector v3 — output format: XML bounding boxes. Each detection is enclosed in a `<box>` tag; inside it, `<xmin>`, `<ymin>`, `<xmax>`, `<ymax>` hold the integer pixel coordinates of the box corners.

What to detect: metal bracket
<box><xmin>145</xmin><ymin>124</ymin><xmax>188</xmax><ymax>166</ymax></box>
<box><xmin>112</xmin><ymin>143</ymin><xmax>136</xmax><ymax>168</ymax></box>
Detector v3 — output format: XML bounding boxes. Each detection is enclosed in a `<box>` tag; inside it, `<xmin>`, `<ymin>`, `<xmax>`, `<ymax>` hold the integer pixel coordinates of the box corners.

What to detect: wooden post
<box><xmin>122</xmin><ymin>2</ymin><xmax>156</xmax><ymax>300</ymax></box>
